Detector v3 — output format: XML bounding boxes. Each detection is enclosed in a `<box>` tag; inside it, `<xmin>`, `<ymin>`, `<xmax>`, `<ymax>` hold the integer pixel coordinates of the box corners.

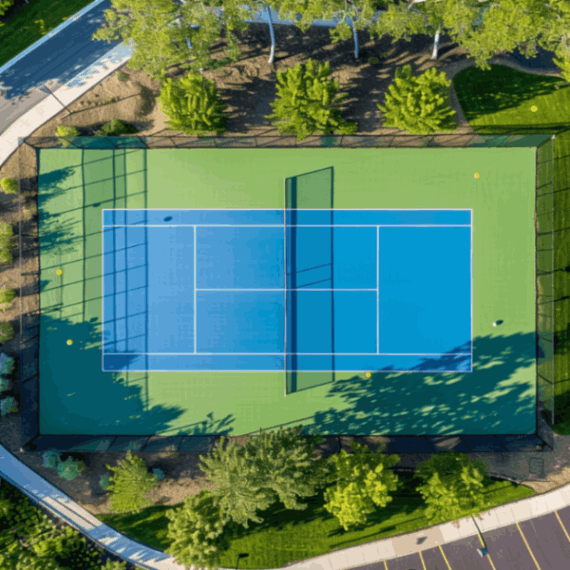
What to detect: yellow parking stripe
<box><xmin>383</xmin><ymin>561</ymin><xmax>388</xmax><ymax>570</ymax></box>
<box><xmin>476</xmin><ymin>532</ymin><xmax>498</xmax><ymax>569</ymax></box>
<box><xmin>438</xmin><ymin>545</ymin><xmax>452</xmax><ymax>570</ymax></box>
<box><xmin>419</xmin><ymin>550</ymin><xmax>427</xmax><ymax>570</ymax></box>
<box><xmin>554</xmin><ymin>511</ymin><xmax>570</xmax><ymax>544</ymax></box>
<box><xmin>516</xmin><ymin>522</ymin><xmax>542</xmax><ymax>570</ymax></box>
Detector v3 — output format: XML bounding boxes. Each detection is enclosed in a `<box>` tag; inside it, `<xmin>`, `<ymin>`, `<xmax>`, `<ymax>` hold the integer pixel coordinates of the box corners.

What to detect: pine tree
<box><xmin>265</xmin><ymin>58</ymin><xmax>358</xmax><ymax>142</ymax></box>
<box><xmin>165</xmin><ymin>490</ymin><xmax>231</xmax><ymax>570</ymax></box>
<box><xmin>377</xmin><ymin>64</ymin><xmax>456</xmax><ymax>135</ymax></box>
<box><xmin>159</xmin><ymin>71</ymin><xmax>229</xmax><ymax>137</ymax></box>
<box><xmin>323</xmin><ymin>441</ymin><xmax>400</xmax><ymax>531</ymax></box>
<box><xmin>105</xmin><ymin>450</ymin><xmax>159</xmax><ymax>514</ymax></box>
<box><xmin>415</xmin><ymin>452</ymin><xmax>490</xmax><ymax>526</ymax></box>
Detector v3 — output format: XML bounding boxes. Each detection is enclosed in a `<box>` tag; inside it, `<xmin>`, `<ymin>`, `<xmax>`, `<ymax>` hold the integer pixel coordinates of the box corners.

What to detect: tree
<box><xmin>199</xmin><ymin>435</ymin><xmax>275</xmax><ymax>529</ymax></box>
<box><xmin>105</xmin><ymin>450</ymin><xmax>159</xmax><ymax>514</ymax></box>
<box><xmin>242</xmin><ymin>425</ymin><xmax>330</xmax><ymax>511</ymax></box>
<box><xmin>159</xmin><ymin>71</ymin><xmax>229</xmax><ymax>136</ymax></box>
<box><xmin>377</xmin><ymin>64</ymin><xmax>457</xmax><ymax>134</ymax></box>
<box><xmin>323</xmin><ymin>441</ymin><xmax>400</xmax><ymax>531</ymax></box>
<box><xmin>165</xmin><ymin>490</ymin><xmax>232</xmax><ymax>570</ymax></box>
<box><xmin>55</xmin><ymin>125</ymin><xmax>80</xmax><ymax>149</ymax></box>
<box><xmin>414</xmin><ymin>452</ymin><xmax>490</xmax><ymax>525</ymax></box>
<box><xmin>93</xmin><ymin>0</ymin><xmax>253</xmax><ymax>81</ymax></box>
<box><xmin>265</xmin><ymin>58</ymin><xmax>358</xmax><ymax>141</ymax></box>
<box><xmin>0</xmin><ymin>0</ymin><xmax>14</xmax><ymax>19</ymax></box>
<box><xmin>0</xmin><ymin>178</ymin><xmax>18</xmax><ymax>195</ymax></box>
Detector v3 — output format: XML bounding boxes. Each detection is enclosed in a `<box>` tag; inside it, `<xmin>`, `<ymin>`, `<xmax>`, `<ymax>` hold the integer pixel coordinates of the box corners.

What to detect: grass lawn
<box><xmin>0</xmin><ymin>0</ymin><xmax>94</xmax><ymax>68</ymax></box>
<box><xmin>98</xmin><ymin>472</ymin><xmax>534</xmax><ymax>569</ymax></box>
<box><xmin>454</xmin><ymin>64</ymin><xmax>570</xmax><ymax>434</ymax></box>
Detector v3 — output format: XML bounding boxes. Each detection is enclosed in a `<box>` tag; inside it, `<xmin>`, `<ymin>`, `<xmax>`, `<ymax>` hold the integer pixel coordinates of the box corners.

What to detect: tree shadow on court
<box><xmin>306</xmin><ymin>331</ymin><xmax>536</xmax><ymax>436</ymax></box>
<box><xmin>29</xmin><ymin>311</ymin><xmax>235</xmax><ymax>440</ymax></box>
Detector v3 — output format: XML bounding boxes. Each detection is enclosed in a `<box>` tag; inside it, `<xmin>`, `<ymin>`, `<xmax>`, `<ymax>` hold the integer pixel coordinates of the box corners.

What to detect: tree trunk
<box><xmin>430</xmin><ymin>28</ymin><xmax>440</xmax><ymax>60</ymax></box>
<box><xmin>349</xmin><ymin>16</ymin><xmax>359</xmax><ymax>59</ymax></box>
<box><xmin>267</xmin><ymin>6</ymin><xmax>276</xmax><ymax>64</ymax></box>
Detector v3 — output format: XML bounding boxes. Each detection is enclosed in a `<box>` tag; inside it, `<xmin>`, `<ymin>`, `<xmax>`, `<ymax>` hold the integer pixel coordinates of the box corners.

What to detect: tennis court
<box><xmin>37</xmin><ymin>144</ymin><xmax>538</xmax><ymax>436</ymax></box>
<box><xmin>102</xmin><ymin>208</ymin><xmax>472</xmax><ymax>375</ymax></box>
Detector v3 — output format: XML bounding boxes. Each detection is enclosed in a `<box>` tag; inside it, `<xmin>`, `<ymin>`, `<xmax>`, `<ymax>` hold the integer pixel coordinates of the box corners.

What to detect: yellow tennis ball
<box><xmin>365</xmin><ymin>372</ymin><xmax>372</xmax><ymax>379</ymax></box>
<box><xmin>474</xmin><ymin>172</ymin><xmax>480</xmax><ymax>179</ymax></box>
<box><xmin>531</xmin><ymin>105</ymin><xmax>538</xmax><ymax>112</ymax></box>
<box><xmin>66</xmin><ymin>339</ymin><xmax>73</xmax><ymax>346</ymax></box>
<box><xmin>56</xmin><ymin>269</ymin><xmax>63</xmax><ymax>276</ymax></box>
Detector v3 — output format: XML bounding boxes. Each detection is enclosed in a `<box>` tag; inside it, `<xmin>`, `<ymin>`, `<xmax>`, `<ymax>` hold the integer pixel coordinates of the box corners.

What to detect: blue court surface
<box><xmin>102</xmin><ymin>209</ymin><xmax>472</xmax><ymax>373</ymax></box>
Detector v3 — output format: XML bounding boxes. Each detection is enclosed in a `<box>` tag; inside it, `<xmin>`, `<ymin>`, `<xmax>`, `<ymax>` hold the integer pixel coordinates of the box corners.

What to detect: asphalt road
<box><xmin>0</xmin><ymin>0</ymin><xmax>120</xmax><ymax>136</ymax></box>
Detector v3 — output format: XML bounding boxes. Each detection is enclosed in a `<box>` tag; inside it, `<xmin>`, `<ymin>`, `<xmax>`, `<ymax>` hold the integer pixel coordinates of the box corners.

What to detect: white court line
<box><xmin>196</xmin><ymin>288</ymin><xmax>377</xmax><ymax>292</ymax></box>
<box><xmin>103</xmin><ymin>208</ymin><xmax>473</xmax><ymax>211</ymax></box>
<box><xmin>377</xmin><ymin>225</ymin><xmax>380</xmax><ymax>354</ymax></box>
<box><xmin>194</xmin><ymin>226</ymin><xmax>197</xmax><ymax>354</ymax></box>
<box><xmin>102</xmin><ymin>368</ymin><xmax>474</xmax><ymax>373</ymax></box>
<box><xmin>103</xmin><ymin>352</ymin><xmax>472</xmax><ymax>356</ymax></box>
<box><xmin>103</xmin><ymin>224</ymin><xmax>472</xmax><ymax>228</ymax></box>
<box><xmin>471</xmin><ymin>209</ymin><xmax>474</xmax><ymax>370</ymax></box>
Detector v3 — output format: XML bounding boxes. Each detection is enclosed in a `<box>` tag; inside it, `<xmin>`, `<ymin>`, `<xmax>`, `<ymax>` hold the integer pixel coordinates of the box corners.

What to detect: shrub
<box><xmin>0</xmin><ymin>178</ymin><xmax>18</xmax><ymax>195</ymax></box>
<box><xmin>0</xmin><ymin>288</ymin><xmax>15</xmax><ymax>311</ymax></box>
<box><xmin>99</xmin><ymin>475</ymin><xmax>111</xmax><ymax>490</ymax></box>
<box><xmin>159</xmin><ymin>71</ymin><xmax>229</xmax><ymax>137</ymax></box>
<box><xmin>0</xmin><ymin>223</ymin><xmax>13</xmax><ymax>264</ymax></box>
<box><xmin>377</xmin><ymin>64</ymin><xmax>457</xmax><ymax>135</ymax></box>
<box><xmin>94</xmin><ymin>119</ymin><xmax>138</xmax><ymax>137</ymax></box>
<box><xmin>0</xmin><ymin>376</ymin><xmax>8</xmax><ymax>392</ymax></box>
<box><xmin>0</xmin><ymin>322</ymin><xmax>14</xmax><ymax>343</ymax></box>
<box><xmin>55</xmin><ymin>125</ymin><xmax>81</xmax><ymax>149</ymax></box>
<box><xmin>368</xmin><ymin>56</ymin><xmax>380</xmax><ymax>65</ymax></box>
<box><xmin>101</xmin><ymin>560</ymin><xmax>128</xmax><ymax>570</ymax></box>
<box><xmin>265</xmin><ymin>58</ymin><xmax>358</xmax><ymax>142</ymax></box>
<box><xmin>117</xmin><ymin>71</ymin><xmax>129</xmax><ymax>81</ymax></box>
<box><xmin>0</xmin><ymin>396</ymin><xmax>15</xmax><ymax>416</ymax></box>
<box><xmin>56</xmin><ymin>457</ymin><xmax>86</xmax><ymax>481</ymax></box>
<box><xmin>42</xmin><ymin>451</ymin><xmax>61</xmax><ymax>469</ymax></box>
<box><xmin>152</xmin><ymin>467</ymin><xmax>165</xmax><ymax>481</ymax></box>
<box><xmin>0</xmin><ymin>354</ymin><xmax>14</xmax><ymax>374</ymax></box>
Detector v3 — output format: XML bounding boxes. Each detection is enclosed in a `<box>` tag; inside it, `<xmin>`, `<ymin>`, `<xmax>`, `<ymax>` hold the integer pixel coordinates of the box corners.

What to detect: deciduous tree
<box><xmin>378</xmin><ymin>64</ymin><xmax>456</xmax><ymax>134</ymax></box>
<box><xmin>323</xmin><ymin>441</ymin><xmax>400</xmax><ymax>531</ymax></box>
<box><xmin>265</xmin><ymin>58</ymin><xmax>358</xmax><ymax>141</ymax></box>
<box><xmin>415</xmin><ymin>452</ymin><xmax>490</xmax><ymax>525</ymax></box>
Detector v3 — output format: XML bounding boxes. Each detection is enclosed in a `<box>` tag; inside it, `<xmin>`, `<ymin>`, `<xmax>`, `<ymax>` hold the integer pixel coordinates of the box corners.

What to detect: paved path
<box><xmin>2</xmin><ymin>2</ymin><xmax>570</xmax><ymax>570</ymax></box>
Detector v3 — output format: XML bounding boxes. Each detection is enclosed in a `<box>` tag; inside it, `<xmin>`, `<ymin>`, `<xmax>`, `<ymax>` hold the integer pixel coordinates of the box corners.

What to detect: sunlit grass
<box><xmin>0</xmin><ymin>0</ymin><xmax>94</xmax><ymax>69</ymax></box>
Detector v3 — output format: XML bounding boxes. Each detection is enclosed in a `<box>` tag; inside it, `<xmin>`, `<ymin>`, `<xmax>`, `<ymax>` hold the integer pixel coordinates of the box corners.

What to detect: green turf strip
<box><xmin>0</xmin><ymin>0</ymin><xmax>95</xmax><ymax>68</ymax></box>
<box><xmin>97</xmin><ymin>473</ymin><xmax>534</xmax><ymax>569</ymax></box>
<box><xmin>454</xmin><ymin>63</ymin><xmax>570</xmax><ymax>433</ymax></box>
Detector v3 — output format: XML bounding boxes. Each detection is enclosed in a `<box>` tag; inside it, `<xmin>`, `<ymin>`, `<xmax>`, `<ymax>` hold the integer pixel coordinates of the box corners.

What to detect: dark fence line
<box><xmin>15</xmin><ymin>134</ymin><xmax>556</xmax><ymax>452</ymax></box>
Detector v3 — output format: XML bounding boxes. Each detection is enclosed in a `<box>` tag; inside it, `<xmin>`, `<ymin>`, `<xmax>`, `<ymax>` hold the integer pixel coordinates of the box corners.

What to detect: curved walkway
<box><xmin>1</xmin><ymin>2</ymin><xmax>570</xmax><ymax>569</ymax></box>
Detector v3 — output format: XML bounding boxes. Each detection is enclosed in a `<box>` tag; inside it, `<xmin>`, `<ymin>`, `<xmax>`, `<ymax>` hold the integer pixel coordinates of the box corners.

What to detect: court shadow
<box><xmin>306</xmin><ymin>330</ymin><xmax>537</xmax><ymax>435</ymax></box>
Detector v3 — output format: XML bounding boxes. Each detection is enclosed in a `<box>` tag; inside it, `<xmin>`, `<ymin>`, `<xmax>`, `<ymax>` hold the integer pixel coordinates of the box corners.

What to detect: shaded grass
<box><xmin>0</xmin><ymin>0</ymin><xmax>94</xmax><ymax>68</ymax></box>
<box><xmin>98</xmin><ymin>473</ymin><xmax>534</xmax><ymax>569</ymax></box>
<box><xmin>454</xmin><ymin>64</ymin><xmax>570</xmax><ymax>434</ymax></box>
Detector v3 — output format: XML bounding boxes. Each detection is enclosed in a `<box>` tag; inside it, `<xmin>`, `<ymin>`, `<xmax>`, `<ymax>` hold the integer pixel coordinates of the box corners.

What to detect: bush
<box><xmin>56</xmin><ymin>457</ymin><xmax>86</xmax><ymax>481</ymax></box>
<box><xmin>0</xmin><ymin>322</ymin><xmax>14</xmax><ymax>343</ymax></box>
<box><xmin>55</xmin><ymin>125</ymin><xmax>81</xmax><ymax>149</ymax></box>
<box><xmin>0</xmin><ymin>354</ymin><xmax>14</xmax><ymax>375</ymax></box>
<box><xmin>117</xmin><ymin>71</ymin><xmax>129</xmax><ymax>81</ymax></box>
<box><xmin>0</xmin><ymin>288</ymin><xmax>15</xmax><ymax>311</ymax></box>
<box><xmin>101</xmin><ymin>560</ymin><xmax>128</xmax><ymax>570</ymax></box>
<box><xmin>265</xmin><ymin>58</ymin><xmax>358</xmax><ymax>142</ymax></box>
<box><xmin>0</xmin><ymin>396</ymin><xmax>16</xmax><ymax>416</ymax></box>
<box><xmin>368</xmin><ymin>56</ymin><xmax>380</xmax><ymax>65</ymax></box>
<box><xmin>0</xmin><ymin>223</ymin><xmax>13</xmax><ymax>264</ymax></box>
<box><xmin>0</xmin><ymin>178</ymin><xmax>18</xmax><ymax>195</ymax></box>
<box><xmin>42</xmin><ymin>451</ymin><xmax>61</xmax><ymax>469</ymax></box>
<box><xmin>377</xmin><ymin>64</ymin><xmax>457</xmax><ymax>135</ymax></box>
<box><xmin>94</xmin><ymin>119</ymin><xmax>138</xmax><ymax>137</ymax></box>
<box><xmin>152</xmin><ymin>467</ymin><xmax>165</xmax><ymax>481</ymax></box>
<box><xmin>0</xmin><ymin>376</ymin><xmax>8</xmax><ymax>392</ymax></box>
<box><xmin>99</xmin><ymin>475</ymin><xmax>111</xmax><ymax>490</ymax></box>
<box><xmin>159</xmin><ymin>71</ymin><xmax>229</xmax><ymax>137</ymax></box>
